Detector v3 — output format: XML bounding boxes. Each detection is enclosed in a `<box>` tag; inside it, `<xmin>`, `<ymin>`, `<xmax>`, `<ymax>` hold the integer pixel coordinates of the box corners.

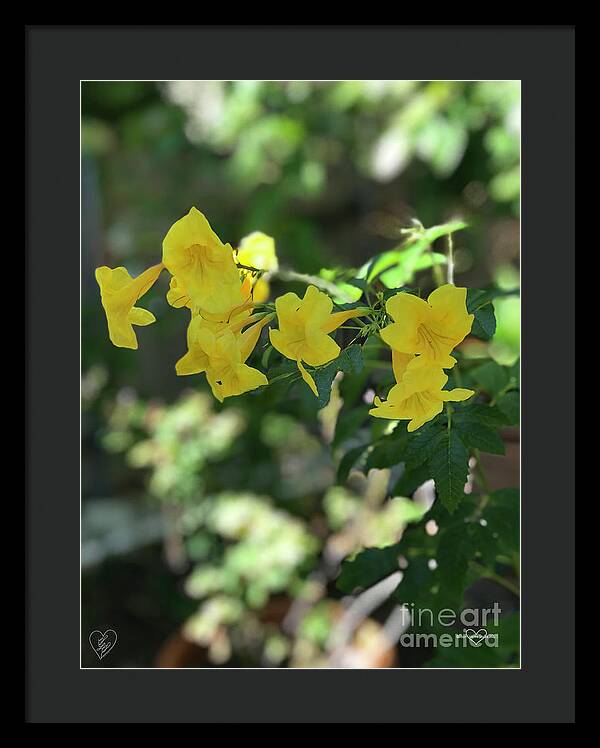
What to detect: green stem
<box><xmin>447</xmin><ymin>232</ymin><xmax>455</xmax><ymax>285</ymax></box>
<box><xmin>268</xmin><ymin>371</ymin><xmax>297</xmax><ymax>385</ymax></box>
<box><xmin>431</xmin><ymin>251</ymin><xmax>445</xmax><ymax>288</ymax></box>
<box><xmin>236</xmin><ymin>263</ymin><xmax>264</xmax><ymax>274</ymax></box>
<box><xmin>490</xmin><ymin>379</ymin><xmax>518</xmax><ymax>407</ymax></box>
<box><xmin>469</xmin><ymin>561</ymin><xmax>520</xmax><ymax>597</ymax></box>
<box><xmin>273</xmin><ymin>269</ymin><xmax>354</xmax><ymax>302</ymax></box>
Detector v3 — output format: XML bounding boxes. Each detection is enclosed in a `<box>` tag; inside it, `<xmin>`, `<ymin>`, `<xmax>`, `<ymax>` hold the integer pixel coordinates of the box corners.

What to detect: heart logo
<box><xmin>89</xmin><ymin>629</ymin><xmax>117</xmax><ymax>660</ymax></box>
<box><xmin>464</xmin><ymin>628</ymin><xmax>487</xmax><ymax>647</ymax></box>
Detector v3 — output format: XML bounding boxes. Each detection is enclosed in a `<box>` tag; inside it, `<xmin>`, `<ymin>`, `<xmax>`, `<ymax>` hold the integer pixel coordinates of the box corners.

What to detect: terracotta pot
<box><xmin>155</xmin><ymin>595</ymin><xmax>397</xmax><ymax>668</ymax></box>
<box><xmin>154</xmin><ymin>628</ymin><xmax>212</xmax><ymax>668</ymax></box>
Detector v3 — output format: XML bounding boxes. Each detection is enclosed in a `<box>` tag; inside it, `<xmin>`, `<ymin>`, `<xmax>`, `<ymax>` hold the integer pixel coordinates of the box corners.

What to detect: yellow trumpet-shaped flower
<box><xmin>235</xmin><ymin>231</ymin><xmax>278</xmax><ymax>304</ymax></box>
<box><xmin>177</xmin><ymin>314</ymin><xmax>273</xmax><ymax>402</ymax></box>
<box><xmin>95</xmin><ymin>263</ymin><xmax>164</xmax><ymax>349</ymax></box>
<box><xmin>369</xmin><ymin>359</ymin><xmax>474</xmax><ymax>432</ymax></box>
<box><xmin>162</xmin><ymin>207</ymin><xmax>249</xmax><ymax>317</ymax></box>
<box><xmin>269</xmin><ymin>285</ymin><xmax>368</xmax><ymax>396</ymax></box>
<box><xmin>168</xmin><ymin>274</ymin><xmax>255</xmax><ymax>326</ymax></box>
<box><xmin>236</xmin><ymin>231</ymin><xmax>278</xmax><ymax>272</ymax></box>
<box><xmin>203</xmin><ymin>318</ymin><xmax>272</xmax><ymax>402</ymax></box>
<box><xmin>176</xmin><ymin>309</ymin><xmax>261</xmax><ymax>376</ymax></box>
<box><xmin>251</xmin><ymin>276</ymin><xmax>271</xmax><ymax>303</ymax></box>
<box><xmin>381</xmin><ymin>284</ymin><xmax>474</xmax><ymax>368</ymax></box>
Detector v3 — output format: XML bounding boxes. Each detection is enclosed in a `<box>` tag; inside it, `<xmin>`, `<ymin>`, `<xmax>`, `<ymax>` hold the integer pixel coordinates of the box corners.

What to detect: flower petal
<box><xmin>391</xmin><ymin>351</ymin><xmax>415</xmax><ymax>382</ymax></box>
<box><xmin>274</xmin><ymin>291</ymin><xmax>303</xmax><ymax>326</ymax></box>
<box><xmin>269</xmin><ymin>328</ymin><xmax>294</xmax><ymax>360</ymax></box>
<box><xmin>297</xmin><ymin>360</ymin><xmax>319</xmax><ymax>397</ymax></box>
<box><xmin>302</xmin><ymin>328</ymin><xmax>340</xmax><ymax>367</ymax></box>
<box><xmin>162</xmin><ymin>208</ymin><xmax>243</xmax><ymax>316</ymax></box>
<box><xmin>166</xmin><ymin>276</ymin><xmax>191</xmax><ymax>309</ymax></box>
<box><xmin>251</xmin><ymin>277</ymin><xmax>270</xmax><ymax>303</ymax></box>
<box><xmin>380</xmin><ymin>322</ymin><xmax>421</xmax><ymax>356</ymax></box>
<box><xmin>163</xmin><ymin>207</ymin><xmax>224</xmax><ymax>260</ymax></box>
<box><xmin>386</xmin><ymin>291</ymin><xmax>429</xmax><ymax>324</ymax></box>
<box><xmin>439</xmin><ymin>387</ymin><xmax>475</xmax><ymax>403</ymax></box>
<box><xmin>175</xmin><ymin>349</ymin><xmax>209</xmax><ymax>376</ymax></box>
<box><xmin>128</xmin><ymin>307</ymin><xmax>155</xmax><ymax>326</ymax></box>
<box><xmin>239</xmin><ymin>314</ymin><xmax>274</xmax><ymax>362</ymax></box>
<box><xmin>207</xmin><ymin>363</ymin><xmax>268</xmax><ymax>402</ymax></box>
<box><xmin>321</xmin><ymin>307</ymin><xmax>368</xmax><ymax>335</ymax></box>
<box><xmin>427</xmin><ymin>284</ymin><xmax>474</xmax><ymax>342</ymax></box>
<box><xmin>407</xmin><ymin>403</ymin><xmax>444</xmax><ymax>431</ymax></box>
<box><xmin>301</xmin><ymin>285</ymin><xmax>333</xmax><ymax>324</ymax></box>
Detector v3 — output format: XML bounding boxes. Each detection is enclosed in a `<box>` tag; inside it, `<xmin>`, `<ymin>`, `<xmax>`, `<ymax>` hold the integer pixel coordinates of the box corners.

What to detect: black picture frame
<box><xmin>26</xmin><ymin>25</ymin><xmax>575</xmax><ymax>724</ymax></box>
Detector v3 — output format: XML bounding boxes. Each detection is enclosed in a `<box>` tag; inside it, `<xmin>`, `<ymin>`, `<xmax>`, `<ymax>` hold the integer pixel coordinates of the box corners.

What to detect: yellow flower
<box><xmin>95</xmin><ymin>263</ymin><xmax>164</xmax><ymax>349</ymax></box>
<box><xmin>381</xmin><ymin>285</ymin><xmax>474</xmax><ymax>368</ymax></box>
<box><xmin>251</xmin><ymin>276</ymin><xmax>271</xmax><ymax>303</ymax></box>
<box><xmin>162</xmin><ymin>207</ymin><xmax>249</xmax><ymax>317</ymax></box>
<box><xmin>235</xmin><ymin>231</ymin><xmax>278</xmax><ymax>272</ymax></box>
<box><xmin>165</xmin><ymin>276</ymin><xmax>191</xmax><ymax>309</ymax></box>
<box><xmin>269</xmin><ymin>285</ymin><xmax>368</xmax><ymax>396</ymax></box>
<box><xmin>176</xmin><ymin>308</ymin><xmax>258</xmax><ymax>376</ymax></box>
<box><xmin>177</xmin><ymin>314</ymin><xmax>273</xmax><ymax>402</ymax></box>
<box><xmin>235</xmin><ymin>232</ymin><xmax>278</xmax><ymax>304</ymax></box>
<box><xmin>369</xmin><ymin>359</ymin><xmax>474</xmax><ymax>432</ymax></box>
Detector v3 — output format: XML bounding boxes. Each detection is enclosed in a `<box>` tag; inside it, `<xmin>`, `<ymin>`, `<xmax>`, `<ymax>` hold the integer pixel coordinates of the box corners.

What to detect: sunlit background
<box><xmin>82</xmin><ymin>80</ymin><xmax>520</xmax><ymax>668</ymax></box>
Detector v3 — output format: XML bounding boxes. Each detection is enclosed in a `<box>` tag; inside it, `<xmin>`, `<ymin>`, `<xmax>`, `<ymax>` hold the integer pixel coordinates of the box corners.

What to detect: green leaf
<box><xmin>436</xmin><ymin>523</ymin><xmax>475</xmax><ymax>602</ymax></box>
<box><xmin>332</xmin><ymin>405</ymin><xmax>370</xmax><ymax>448</ymax></box>
<box><xmin>463</xmin><ymin>423</ymin><xmax>505</xmax><ymax>455</ymax></box>
<box><xmin>336</xmin><ymin>544</ymin><xmax>401</xmax><ymax>593</ymax></box>
<box><xmin>403</xmin><ymin>418</ymin><xmax>446</xmax><ymax>469</ymax></box>
<box><xmin>472</xmin><ymin>360</ymin><xmax>509</xmax><ymax>397</ymax></box>
<box><xmin>469</xmin><ymin>521</ymin><xmax>500</xmax><ymax>569</ymax></box>
<box><xmin>401</xmin><ymin>417</ymin><xmax>470</xmax><ymax>512</ymax></box>
<box><xmin>452</xmin><ymin>413</ymin><xmax>505</xmax><ymax>455</ymax></box>
<box><xmin>496</xmin><ymin>391</ymin><xmax>520</xmax><ymax>426</ymax></box>
<box><xmin>359</xmin><ymin>221</ymin><xmax>467</xmax><ymax>289</ymax></box>
<box><xmin>336</xmin><ymin>443</ymin><xmax>369</xmax><ymax>484</ymax></box>
<box><xmin>347</xmin><ymin>277</ymin><xmax>368</xmax><ymax>291</ymax></box>
<box><xmin>427</xmin><ymin>430</ymin><xmax>470</xmax><ymax>512</ymax></box>
<box><xmin>454</xmin><ymin>402</ymin><xmax>507</xmax><ymax>428</ymax></box>
<box><xmin>267</xmin><ymin>358</ymin><xmax>299</xmax><ymax>380</ymax></box>
<box><xmin>467</xmin><ymin>289</ymin><xmax>497</xmax><ymax>340</ymax></box>
<box><xmin>365</xmin><ymin>439</ymin><xmax>404</xmax><ymax>471</ymax></box>
<box><xmin>484</xmin><ymin>488</ymin><xmax>519</xmax><ymax>554</ymax></box>
<box><xmin>378</xmin><ymin>248</ymin><xmax>446</xmax><ymax>289</ymax></box>
<box><xmin>422</xmin><ymin>220</ymin><xmax>469</xmax><ymax>242</ymax></box>
<box><xmin>393</xmin><ymin>555</ymin><xmax>434</xmax><ymax>606</ymax></box>
<box><xmin>261</xmin><ymin>345</ymin><xmax>273</xmax><ymax>369</ymax></box>
<box><xmin>471</xmin><ymin>305</ymin><xmax>497</xmax><ymax>340</ymax></box>
<box><xmin>392</xmin><ymin>462</ymin><xmax>433</xmax><ymax>497</ymax></box>
<box><xmin>332</xmin><ymin>299</ymin><xmax>372</xmax><ymax>312</ymax></box>
<box><xmin>312</xmin><ymin>345</ymin><xmax>364</xmax><ymax>408</ymax></box>
<box><xmin>466</xmin><ymin>288</ymin><xmax>499</xmax><ymax>311</ymax></box>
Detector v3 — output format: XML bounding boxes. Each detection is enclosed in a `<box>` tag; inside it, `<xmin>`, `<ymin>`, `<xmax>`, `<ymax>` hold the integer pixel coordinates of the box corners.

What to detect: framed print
<box><xmin>26</xmin><ymin>25</ymin><xmax>575</xmax><ymax>723</ymax></box>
